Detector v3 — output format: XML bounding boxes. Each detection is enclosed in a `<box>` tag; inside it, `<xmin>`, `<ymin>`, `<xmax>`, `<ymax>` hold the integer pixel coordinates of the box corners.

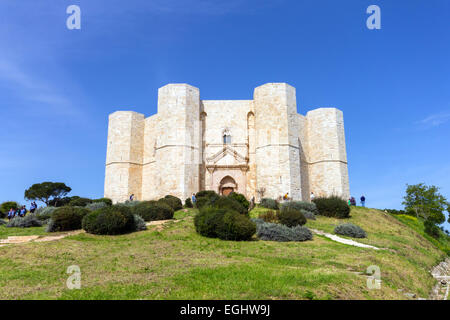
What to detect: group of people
<box><xmin>6</xmin><ymin>202</ymin><xmax>37</xmax><ymax>220</ymax></box>
<box><xmin>348</xmin><ymin>195</ymin><xmax>366</xmax><ymax>207</ymax></box>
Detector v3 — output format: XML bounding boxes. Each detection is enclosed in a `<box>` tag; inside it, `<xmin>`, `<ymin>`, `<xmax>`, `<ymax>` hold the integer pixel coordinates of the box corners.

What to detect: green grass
<box><xmin>0</xmin><ymin>207</ymin><xmax>448</xmax><ymax>300</ymax></box>
<box><xmin>0</xmin><ymin>221</ymin><xmax>47</xmax><ymax>239</ymax></box>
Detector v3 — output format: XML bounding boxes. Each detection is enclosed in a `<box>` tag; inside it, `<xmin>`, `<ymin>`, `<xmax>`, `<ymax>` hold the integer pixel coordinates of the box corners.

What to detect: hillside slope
<box><xmin>0</xmin><ymin>207</ymin><xmax>448</xmax><ymax>300</ymax></box>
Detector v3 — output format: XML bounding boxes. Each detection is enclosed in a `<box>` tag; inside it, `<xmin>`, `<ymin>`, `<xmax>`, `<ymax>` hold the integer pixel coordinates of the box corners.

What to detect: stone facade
<box><xmin>104</xmin><ymin>83</ymin><xmax>350</xmax><ymax>203</ymax></box>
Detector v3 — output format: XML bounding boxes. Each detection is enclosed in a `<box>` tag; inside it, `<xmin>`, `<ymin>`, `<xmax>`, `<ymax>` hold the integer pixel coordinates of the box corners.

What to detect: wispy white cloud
<box><xmin>416</xmin><ymin>111</ymin><xmax>450</xmax><ymax>128</ymax></box>
<box><xmin>0</xmin><ymin>58</ymin><xmax>84</xmax><ymax>118</ymax></box>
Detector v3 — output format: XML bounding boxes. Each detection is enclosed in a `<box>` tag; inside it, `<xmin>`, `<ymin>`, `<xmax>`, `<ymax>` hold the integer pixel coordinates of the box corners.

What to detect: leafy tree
<box><xmin>402</xmin><ymin>183</ymin><xmax>449</xmax><ymax>224</ymax></box>
<box><xmin>24</xmin><ymin>182</ymin><xmax>72</xmax><ymax>207</ymax></box>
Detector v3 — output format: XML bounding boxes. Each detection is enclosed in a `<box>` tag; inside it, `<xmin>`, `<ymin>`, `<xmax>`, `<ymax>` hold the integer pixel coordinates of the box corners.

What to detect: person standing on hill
<box><xmin>310</xmin><ymin>192</ymin><xmax>315</xmax><ymax>201</ymax></box>
<box><xmin>191</xmin><ymin>193</ymin><xmax>196</xmax><ymax>207</ymax></box>
<box><xmin>360</xmin><ymin>195</ymin><xmax>366</xmax><ymax>207</ymax></box>
<box><xmin>129</xmin><ymin>194</ymin><xmax>135</xmax><ymax>201</ymax></box>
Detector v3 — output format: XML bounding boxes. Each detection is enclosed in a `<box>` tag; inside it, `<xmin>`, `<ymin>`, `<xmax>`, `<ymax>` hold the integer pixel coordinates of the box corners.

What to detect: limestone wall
<box><xmin>154</xmin><ymin>84</ymin><xmax>201</xmax><ymax>201</ymax></box>
<box><xmin>306</xmin><ymin>108</ymin><xmax>350</xmax><ymax>199</ymax></box>
<box><xmin>254</xmin><ymin>83</ymin><xmax>302</xmax><ymax>201</ymax></box>
<box><xmin>104</xmin><ymin>111</ymin><xmax>145</xmax><ymax>203</ymax></box>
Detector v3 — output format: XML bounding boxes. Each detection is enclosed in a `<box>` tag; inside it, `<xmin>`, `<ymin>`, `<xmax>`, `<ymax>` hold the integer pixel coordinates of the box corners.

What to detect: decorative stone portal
<box><xmin>219</xmin><ymin>176</ymin><xmax>237</xmax><ymax>195</ymax></box>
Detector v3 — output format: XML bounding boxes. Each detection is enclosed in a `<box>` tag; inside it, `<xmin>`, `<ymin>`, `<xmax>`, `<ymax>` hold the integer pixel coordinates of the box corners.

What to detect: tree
<box><xmin>24</xmin><ymin>182</ymin><xmax>72</xmax><ymax>206</ymax></box>
<box><xmin>402</xmin><ymin>183</ymin><xmax>449</xmax><ymax>225</ymax></box>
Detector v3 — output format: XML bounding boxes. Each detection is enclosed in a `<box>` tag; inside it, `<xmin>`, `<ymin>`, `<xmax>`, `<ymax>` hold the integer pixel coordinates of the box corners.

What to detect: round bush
<box><xmin>278</xmin><ymin>207</ymin><xmax>306</xmax><ymax>227</ymax></box>
<box><xmin>194</xmin><ymin>207</ymin><xmax>228</xmax><ymax>238</ymax></box>
<box><xmin>47</xmin><ymin>207</ymin><xmax>89</xmax><ymax>232</ymax></box>
<box><xmin>122</xmin><ymin>200</ymin><xmax>141</xmax><ymax>207</ymax></box>
<box><xmin>216</xmin><ymin>211</ymin><xmax>256</xmax><ymax>241</ymax></box>
<box><xmin>133</xmin><ymin>214</ymin><xmax>147</xmax><ymax>231</ymax></box>
<box><xmin>300</xmin><ymin>209</ymin><xmax>316</xmax><ymax>220</ymax></box>
<box><xmin>313</xmin><ymin>196</ymin><xmax>350</xmax><ymax>218</ymax></box>
<box><xmin>196</xmin><ymin>197</ymin><xmax>211</xmax><ymax>209</ymax></box>
<box><xmin>85</xmin><ymin>202</ymin><xmax>108</xmax><ymax>211</ymax></box>
<box><xmin>256</xmin><ymin>222</ymin><xmax>313</xmax><ymax>242</ymax></box>
<box><xmin>160</xmin><ymin>195</ymin><xmax>183</xmax><ymax>211</ymax></box>
<box><xmin>82</xmin><ymin>205</ymin><xmax>136</xmax><ymax>235</ymax></box>
<box><xmin>7</xmin><ymin>215</ymin><xmax>42</xmax><ymax>228</ymax></box>
<box><xmin>92</xmin><ymin>198</ymin><xmax>113</xmax><ymax>206</ymax></box>
<box><xmin>185</xmin><ymin>197</ymin><xmax>193</xmax><ymax>208</ymax></box>
<box><xmin>334</xmin><ymin>223</ymin><xmax>367</xmax><ymax>238</ymax></box>
<box><xmin>194</xmin><ymin>207</ymin><xmax>256</xmax><ymax>241</ymax></box>
<box><xmin>280</xmin><ymin>201</ymin><xmax>318</xmax><ymax>214</ymax></box>
<box><xmin>260</xmin><ymin>198</ymin><xmax>279</xmax><ymax>210</ymax></box>
<box><xmin>228</xmin><ymin>192</ymin><xmax>249</xmax><ymax>211</ymax></box>
<box><xmin>35</xmin><ymin>206</ymin><xmax>57</xmax><ymax>221</ymax></box>
<box><xmin>212</xmin><ymin>196</ymin><xmax>247</xmax><ymax>215</ymax></box>
<box><xmin>195</xmin><ymin>190</ymin><xmax>217</xmax><ymax>199</ymax></box>
<box><xmin>69</xmin><ymin>197</ymin><xmax>93</xmax><ymax>207</ymax></box>
<box><xmin>132</xmin><ymin>201</ymin><xmax>174</xmax><ymax>221</ymax></box>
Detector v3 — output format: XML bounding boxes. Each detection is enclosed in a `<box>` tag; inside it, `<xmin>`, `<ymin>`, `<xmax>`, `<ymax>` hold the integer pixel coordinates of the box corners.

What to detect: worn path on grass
<box><xmin>0</xmin><ymin>219</ymin><xmax>180</xmax><ymax>247</ymax></box>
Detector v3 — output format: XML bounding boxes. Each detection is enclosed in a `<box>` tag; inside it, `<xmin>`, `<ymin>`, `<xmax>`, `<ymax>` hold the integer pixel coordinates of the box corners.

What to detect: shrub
<box><xmin>228</xmin><ymin>192</ymin><xmax>249</xmax><ymax>211</ymax></box>
<box><xmin>185</xmin><ymin>197</ymin><xmax>193</xmax><ymax>208</ymax></box>
<box><xmin>251</xmin><ymin>218</ymin><xmax>265</xmax><ymax>226</ymax></box>
<box><xmin>383</xmin><ymin>208</ymin><xmax>406</xmax><ymax>215</ymax></box>
<box><xmin>46</xmin><ymin>207</ymin><xmax>89</xmax><ymax>232</ymax></box>
<box><xmin>195</xmin><ymin>190</ymin><xmax>220</xmax><ymax>208</ymax></box>
<box><xmin>212</xmin><ymin>196</ymin><xmax>247</xmax><ymax>215</ymax></box>
<box><xmin>133</xmin><ymin>214</ymin><xmax>147</xmax><ymax>231</ymax></box>
<box><xmin>194</xmin><ymin>207</ymin><xmax>256</xmax><ymax>241</ymax></box>
<box><xmin>7</xmin><ymin>215</ymin><xmax>42</xmax><ymax>228</ymax></box>
<box><xmin>85</xmin><ymin>202</ymin><xmax>108</xmax><ymax>211</ymax></box>
<box><xmin>424</xmin><ymin>220</ymin><xmax>441</xmax><ymax>239</ymax></box>
<box><xmin>132</xmin><ymin>201</ymin><xmax>174</xmax><ymax>221</ymax></box>
<box><xmin>0</xmin><ymin>219</ymin><xmax>7</xmax><ymax>225</ymax></box>
<box><xmin>160</xmin><ymin>195</ymin><xmax>183</xmax><ymax>211</ymax></box>
<box><xmin>313</xmin><ymin>196</ymin><xmax>350</xmax><ymax>218</ymax></box>
<box><xmin>334</xmin><ymin>223</ymin><xmax>367</xmax><ymax>238</ymax></box>
<box><xmin>278</xmin><ymin>207</ymin><xmax>306</xmax><ymax>227</ymax></box>
<box><xmin>82</xmin><ymin>205</ymin><xmax>136</xmax><ymax>235</ymax></box>
<box><xmin>92</xmin><ymin>198</ymin><xmax>113</xmax><ymax>206</ymax></box>
<box><xmin>196</xmin><ymin>190</ymin><xmax>217</xmax><ymax>199</ymax></box>
<box><xmin>34</xmin><ymin>206</ymin><xmax>57</xmax><ymax>221</ymax></box>
<box><xmin>281</xmin><ymin>201</ymin><xmax>318</xmax><ymax>214</ymax></box>
<box><xmin>196</xmin><ymin>197</ymin><xmax>211</xmax><ymax>209</ymax></box>
<box><xmin>259</xmin><ymin>210</ymin><xmax>279</xmax><ymax>223</ymax></box>
<box><xmin>194</xmin><ymin>207</ymin><xmax>228</xmax><ymax>238</ymax></box>
<box><xmin>69</xmin><ymin>197</ymin><xmax>92</xmax><ymax>207</ymax></box>
<box><xmin>122</xmin><ymin>200</ymin><xmax>141</xmax><ymax>207</ymax></box>
<box><xmin>300</xmin><ymin>209</ymin><xmax>316</xmax><ymax>220</ymax></box>
<box><xmin>256</xmin><ymin>222</ymin><xmax>313</xmax><ymax>242</ymax></box>
<box><xmin>215</xmin><ymin>211</ymin><xmax>256</xmax><ymax>241</ymax></box>
<box><xmin>1</xmin><ymin>201</ymin><xmax>19</xmax><ymax>213</ymax></box>
<box><xmin>260</xmin><ymin>198</ymin><xmax>278</xmax><ymax>210</ymax></box>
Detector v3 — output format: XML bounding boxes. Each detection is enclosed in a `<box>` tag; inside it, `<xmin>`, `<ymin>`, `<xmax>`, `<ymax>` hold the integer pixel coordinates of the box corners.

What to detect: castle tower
<box><xmin>306</xmin><ymin>108</ymin><xmax>350</xmax><ymax>199</ymax></box>
<box><xmin>104</xmin><ymin>111</ymin><xmax>145</xmax><ymax>203</ymax></box>
<box><xmin>253</xmin><ymin>83</ymin><xmax>302</xmax><ymax>200</ymax></box>
<box><xmin>153</xmin><ymin>84</ymin><xmax>202</xmax><ymax>200</ymax></box>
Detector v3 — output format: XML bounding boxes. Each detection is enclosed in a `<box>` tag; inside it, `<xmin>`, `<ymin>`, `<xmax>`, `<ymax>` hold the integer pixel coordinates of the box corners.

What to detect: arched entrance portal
<box><xmin>219</xmin><ymin>176</ymin><xmax>237</xmax><ymax>196</ymax></box>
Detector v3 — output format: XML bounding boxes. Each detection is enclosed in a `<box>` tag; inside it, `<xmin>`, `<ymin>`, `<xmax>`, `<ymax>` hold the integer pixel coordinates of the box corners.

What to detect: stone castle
<box><xmin>104</xmin><ymin>83</ymin><xmax>350</xmax><ymax>203</ymax></box>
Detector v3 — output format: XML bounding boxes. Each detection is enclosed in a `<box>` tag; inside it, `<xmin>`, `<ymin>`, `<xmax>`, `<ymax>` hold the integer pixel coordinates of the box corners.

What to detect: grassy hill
<box><xmin>0</xmin><ymin>206</ymin><xmax>448</xmax><ymax>300</ymax></box>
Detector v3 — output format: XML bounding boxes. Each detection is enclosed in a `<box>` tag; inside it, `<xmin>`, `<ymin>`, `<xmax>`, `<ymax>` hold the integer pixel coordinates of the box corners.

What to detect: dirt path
<box><xmin>0</xmin><ymin>219</ymin><xmax>181</xmax><ymax>247</ymax></box>
<box><xmin>311</xmin><ymin>228</ymin><xmax>381</xmax><ymax>250</ymax></box>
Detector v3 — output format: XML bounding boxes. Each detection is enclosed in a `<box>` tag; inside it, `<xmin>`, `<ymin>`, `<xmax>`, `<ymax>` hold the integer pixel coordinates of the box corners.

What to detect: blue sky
<box><xmin>0</xmin><ymin>0</ymin><xmax>449</xmax><ymax>229</ymax></box>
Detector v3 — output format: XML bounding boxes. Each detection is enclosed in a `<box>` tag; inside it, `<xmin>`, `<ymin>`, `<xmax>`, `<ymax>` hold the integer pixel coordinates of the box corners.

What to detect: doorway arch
<box><xmin>219</xmin><ymin>176</ymin><xmax>237</xmax><ymax>196</ymax></box>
